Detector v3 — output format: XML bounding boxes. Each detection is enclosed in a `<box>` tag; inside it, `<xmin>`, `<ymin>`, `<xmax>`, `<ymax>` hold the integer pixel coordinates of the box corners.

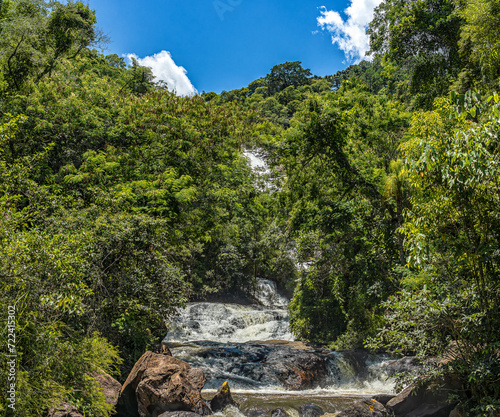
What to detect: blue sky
<box><xmin>86</xmin><ymin>0</ymin><xmax>383</xmax><ymax>95</ymax></box>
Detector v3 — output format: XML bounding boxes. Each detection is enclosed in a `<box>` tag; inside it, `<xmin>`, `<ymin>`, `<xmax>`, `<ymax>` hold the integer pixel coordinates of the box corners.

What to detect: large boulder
<box><xmin>209</xmin><ymin>381</ymin><xmax>238</xmax><ymax>412</ymax></box>
<box><xmin>263</xmin><ymin>348</ymin><xmax>330</xmax><ymax>390</ymax></box>
<box><xmin>337</xmin><ymin>399</ymin><xmax>390</xmax><ymax>417</ymax></box>
<box><xmin>116</xmin><ymin>351</ymin><xmax>210</xmax><ymax>417</ymax></box>
<box><xmin>93</xmin><ymin>372</ymin><xmax>122</xmax><ymax>406</ymax></box>
<box><xmin>386</xmin><ymin>374</ymin><xmax>461</xmax><ymax>417</ymax></box>
<box><xmin>187</xmin><ymin>368</ymin><xmax>206</xmax><ymax>392</ymax></box>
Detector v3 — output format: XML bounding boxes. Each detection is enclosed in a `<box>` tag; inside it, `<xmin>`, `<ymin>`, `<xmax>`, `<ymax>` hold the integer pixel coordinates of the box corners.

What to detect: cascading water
<box><xmin>164</xmin><ymin>279</ymin><xmax>292</xmax><ymax>343</ymax></box>
<box><xmin>163</xmin><ymin>278</ymin><xmax>396</xmax><ymax>416</ymax></box>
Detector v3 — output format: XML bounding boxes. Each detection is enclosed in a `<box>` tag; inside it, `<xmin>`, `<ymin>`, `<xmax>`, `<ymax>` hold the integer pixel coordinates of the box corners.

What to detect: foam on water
<box><xmin>163</xmin><ymin>277</ymin><xmax>395</xmax><ymax>406</ymax></box>
<box><xmin>164</xmin><ymin>279</ymin><xmax>293</xmax><ymax>343</ymax></box>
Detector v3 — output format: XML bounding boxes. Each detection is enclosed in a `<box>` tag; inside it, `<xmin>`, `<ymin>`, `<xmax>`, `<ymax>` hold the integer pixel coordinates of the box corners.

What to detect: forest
<box><xmin>0</xmin><ymin>0</ymin><xmax>499</xmax><ymax>416</ymax></box>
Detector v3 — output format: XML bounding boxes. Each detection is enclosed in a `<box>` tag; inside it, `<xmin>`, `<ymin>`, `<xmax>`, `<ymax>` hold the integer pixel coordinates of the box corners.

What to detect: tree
<box><xmin>368</xmin><ymin>0</ymin><xmax>463</xmax><ymax>108</ymax></box>
<box><xmin>458</xmin><ymin>0</ymin><xmax>500</xmax><ymax>87</ymax></box>
<box><xmin>122</xmin><ymin>57</ymin><xmax>155</xmax><ymax>95</ymax></box>
<box><xmin>273</xmin><ymin>81</ymin><xmax>410</xmax><ymax>345</ymax></box>
<box><xmin>0</xmin><ymin>115</ymin><xmax>122</xmax><ymax>416</ymax></box>
<box><xmin>0</xmin><ymin>0</ymin><xmax>97</xmax><ymax>91</ymax></box>
<box><xmin>370</xmin><ymin>91</ymin><xmax>500</xmax><ymax>416</ymax></box>
<box><xmin>266</xmin><ymin>61</ymin><xmax>312</xmax><ymax>95</ymax></box>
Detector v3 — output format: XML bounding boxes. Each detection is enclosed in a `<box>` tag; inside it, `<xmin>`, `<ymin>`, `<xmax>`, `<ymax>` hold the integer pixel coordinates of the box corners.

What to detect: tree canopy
<box><xmin>1</xmin><ymin>0</ymin><xmax>500</xmax><ymax>415</ymax></box>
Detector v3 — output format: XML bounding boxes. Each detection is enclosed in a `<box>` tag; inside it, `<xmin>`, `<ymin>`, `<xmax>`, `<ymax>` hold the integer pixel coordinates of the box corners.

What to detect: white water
<box><xmin>163</xmin><ymin>278</ymin><xmax>395</xmax><ymax>415</ymax></box>
<box><xmin>164</xmin><ymin>279</ymin><xmax>293</xmax><ymax>343</ymax></box>
<box><xmin>252</xmin><ymin>278</ymin><xmax>289</xmax><ymax>308</ymax></box>
<box><xmin>325</xmin><ymin>352</ymin><xmax>395</xmax><ymax>394</ymax></box>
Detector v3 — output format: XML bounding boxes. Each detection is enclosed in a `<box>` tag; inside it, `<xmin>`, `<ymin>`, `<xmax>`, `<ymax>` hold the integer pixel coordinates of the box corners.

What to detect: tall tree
<box><xmin>266</xmin><ymin>61</ymin><xmax>312</xmax><ymax>95</ymax></box>
<box><xmin>273</xmin><ymin>81</ymin><xmax>409</xmax><ymax>345</ymax></box>
<box><xmin>458</xmin><ymin>0</ymin><xmax>500</xmax><ymax>87</ymax></box>
<box><xmin>0</xmin><ymin>0</ymin><xmax>96</xmax><ymax>91</ymax></box>
<box><xmin>370</xmin><ymin>91</ymin><xmax>500</xmax><ymax>416</ymax></box>
<box><xmin>368</xmin><ymin>0</ymin><xmax>463</xmax><ymax>108</ymax></box>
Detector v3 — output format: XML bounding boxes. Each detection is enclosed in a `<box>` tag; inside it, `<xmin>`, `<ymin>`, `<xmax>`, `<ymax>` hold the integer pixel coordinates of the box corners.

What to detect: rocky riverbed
<box><xmin>49</xmin><ymin>348</ymin><xmax>460</xmax><ymax>417</ymax></box>
<box><xmin>49</xmin><ymin>279</ymin><xmax>464</xmax><ymax>417</ymax></box>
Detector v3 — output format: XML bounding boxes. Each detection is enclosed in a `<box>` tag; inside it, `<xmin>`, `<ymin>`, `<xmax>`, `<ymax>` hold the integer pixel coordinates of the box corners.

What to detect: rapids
<box><xmin>164</xmin><ymin>279</ymin><xmax>292</xmax><ymax>343</ymax></box>
<box><xmin>163</xmin><ymin>278</ymin><xmax>395</xmax><ymax>416</ymax></box>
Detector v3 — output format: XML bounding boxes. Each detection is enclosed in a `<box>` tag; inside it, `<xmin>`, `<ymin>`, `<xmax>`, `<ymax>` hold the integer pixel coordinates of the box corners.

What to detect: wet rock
<box><xmin>370</xmin><ymin>395</ymin><xmax>395</xmax><ymax>406</ymax></box>
<box><xmin>298</xmin><ymin>403</ymin><xmax>324</xmax><ymax>417</ymax></box>
<box><xmin>337</xmin><ymin>399</ymin><xmax>390</xmax><ymax>417</ymax></box>
<box><xmin>271</xmin><ymin>408</ymin><xmax>291</xmax><ymax>417</ymax></box>
<box><xmin>93</xmin><ymin>371</ymin><xmax>121</xmax><ymax>406</ymax></box>
<box><xmin>167</xmin><ymin>341</ymin><xmax>391</xmax><ymax>392</ymax></box>
<box><xmin>117</xmin><ymin>351</ymin><xmax>211</xmax><ymax>417</ymax></box>
<box><xmin>385</xmin><ymin>357</ymin><xmax>422</xmax><ymax>377</ymax></box>
<box><xmin>49</xmin><ymin>403</ymin><xmax>84</xmax><ymax>417</ymax></box>
<box><xmin>386</xmin><ymin>374</ymin><xmax>461</xmax><ymax>417</ymax></box>
<box><xmin>264</xmin><ymin>348</ymin><xmax>330</xmax><ymax>390</ymax></box>
<box><xmin>336</xmin><ymin>351</ymin><xmax>373</xmax><ymax>378</ymax></box>
<box><xmin>158</xmin><ymin>412</ymin><xmax>202</xmax><ymax>417</ymax></box>
<box><xmin>186</xmin><ymin>342</ymin><xmax>323</xmax><ymax>390</ymax></box>
<box><xmin>244</xmin><ymin>407</ymin><xmax>270</xmax><ymax>417</ymax></box>
<box><xmin>209</xmin><ymin>381</ymin><xmax>238</xmax><ymax>412</ymax></box>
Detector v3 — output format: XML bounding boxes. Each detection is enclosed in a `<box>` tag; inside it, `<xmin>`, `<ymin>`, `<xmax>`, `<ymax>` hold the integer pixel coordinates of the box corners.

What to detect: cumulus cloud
<box><xmin>127</xmin><ymin>50</ymin><xmax>197</xmax><ymax>97</ymax></box>
<box><xmin>317</xmin><ymin>0</ymin><xmax>383</xmax><ymax>62</ymax></box>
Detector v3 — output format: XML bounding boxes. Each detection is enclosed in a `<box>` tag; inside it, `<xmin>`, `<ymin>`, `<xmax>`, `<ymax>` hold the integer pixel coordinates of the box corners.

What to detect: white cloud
<box><xmin>126</xmin><ymin>50</ymin><xmax>197</xmax><ymax>97</ymax></box>
<box><xmin>317</xmin><ymin>0</ymin><xmax>383</xmax><ymax>63</ymax></box>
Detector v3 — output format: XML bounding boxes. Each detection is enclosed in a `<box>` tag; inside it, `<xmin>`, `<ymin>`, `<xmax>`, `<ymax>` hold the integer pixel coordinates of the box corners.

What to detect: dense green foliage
<box><xmin>1</xmin><ymin>0</ymin><xmax>499</xmax><ymax>415</ymax></box>
<box><xmin>207</xmin><ymin>61</ymin><xmax>333</xmax><ymax>127</ymax></box>
<box><xmin>367</xmin><ymin>91</ymin><xmax>500</xmax><ymax>415</ymax></box>
<box><xmin>273</xmin><ymin>81</ymin><xmax>410</xmax><ymax>345</ymax></box>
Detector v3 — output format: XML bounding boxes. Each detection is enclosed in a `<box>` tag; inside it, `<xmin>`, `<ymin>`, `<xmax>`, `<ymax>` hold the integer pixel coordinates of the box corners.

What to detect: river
<box><xmin>163</xmin><ymin>279</ymin><xmax>395</xmax><ymax>416</ymax></box>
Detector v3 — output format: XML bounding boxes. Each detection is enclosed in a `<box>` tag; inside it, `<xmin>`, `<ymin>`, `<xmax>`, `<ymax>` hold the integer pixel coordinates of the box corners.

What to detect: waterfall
<box><xmin>163</xmin><ymin>279</ymin><xmax>395</xmax><ymax>395</ymax></box>
<box><xmin>164</xmin><ymin>278</ymin><xmax>293</xmax><ymax>344</ymax></box>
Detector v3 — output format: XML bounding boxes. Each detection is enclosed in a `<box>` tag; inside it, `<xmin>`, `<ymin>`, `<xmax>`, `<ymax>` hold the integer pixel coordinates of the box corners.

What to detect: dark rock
<box><xmin>298</xmin><ymin>403</ymin><xmax>324</xmax><ymax>417</ymax></box>
<box><xmin>49</xmin><ymin>403</ymin><xmax>84</xmax><ymax>417</ymax></box>
<box><xmin>93</xmin><ymin>371</ymin><xmax>122</xmax><ymax>406</ymax></box>
<box><xmin>158</xmin><ymin>413</ymin><xmax>201</xmax><ymax>417</ymax></box>
<box><xmin>370</xmin><ymin>395</ymin><xmax>396</xmax><ymax>406</ymax></box>
<box><xmin>244</xmin><ymin>407</ymin><xmax>270</xmax><ymax>417</ymax></box>
<box><xmin>174</xmin><ymin>341</ymin><xmax>333</xmax><ymax>391</ymax></box>
<box><xmin>117</xmin><ymin>351</ymin><xmax>211</xmax><ymax>417</ymax></box>
<box><xmin>448</xmin><ymin>403</ymin><xmax>465</xmax><ymax>417</ymax></box>
<box><xmin>386</xmin><ymin>374</ymin><xmax>462</xmax><ymax>417</ymax></box>
<box><xmin>271</xmin><ymin>408</ymin><xmax>291</xmax><ymax>417</ymax></box>
<box><xmin>153</xmin><ymin>343</ymin><xmax>172</xmax><ymax>356</ymax></box>
<box><xmin>337</xmin><ymin>399</ymin><xmax>390</xmax><ymax>417</ymax></box>
<box><xmin>209</xmin><ymin>381</ymin><xmax>238</xmax><ymax>412</ymax></box>
<box><xmin>265</xmin><ymin>348</ymin><xmax>330</xmax><ymax>390</ymax></box>
<box><xmin>406</xmin><ymin>403</ymin><xmax>453</xmax><ymax>416</ymax></box>
<box><xmin>385</xmin><ymin>357</ymin><xmax>423</xmax><ymax>377</ymax></box>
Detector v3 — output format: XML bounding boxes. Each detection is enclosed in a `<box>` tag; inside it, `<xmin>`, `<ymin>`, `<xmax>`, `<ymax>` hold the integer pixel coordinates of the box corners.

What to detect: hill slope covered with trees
<box><xmin>1</xmin><ymin>0</ymin><xmax>499</xmax><ymax>416</ymax></box>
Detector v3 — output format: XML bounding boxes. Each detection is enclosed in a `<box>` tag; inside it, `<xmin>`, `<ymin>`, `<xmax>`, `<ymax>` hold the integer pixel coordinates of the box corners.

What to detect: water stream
<box><xmin>163</xmin><ymin>279</ymin><xmax>395</xmax><ymax>416</ymax></box>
